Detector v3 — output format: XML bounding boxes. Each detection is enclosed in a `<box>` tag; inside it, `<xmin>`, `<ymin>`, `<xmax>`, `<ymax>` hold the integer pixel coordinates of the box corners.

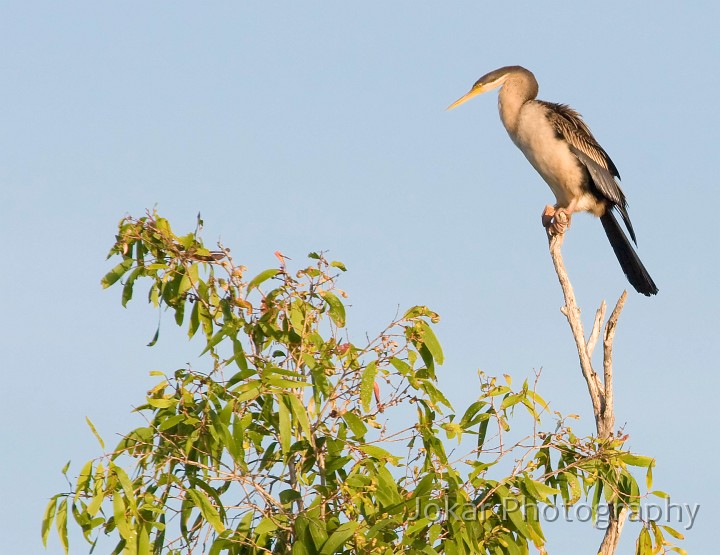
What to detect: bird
<box><xmin>447</xmin><ymin>66</ymin><xmax>658</xmax><ymax>296</ymax></box>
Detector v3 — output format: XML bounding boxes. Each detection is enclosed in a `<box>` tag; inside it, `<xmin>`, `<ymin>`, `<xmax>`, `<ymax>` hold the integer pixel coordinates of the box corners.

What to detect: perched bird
<box><xmin>448</xmin><ymin>66</ymin><xmax>658</xmax><ymax>296</ymax></box>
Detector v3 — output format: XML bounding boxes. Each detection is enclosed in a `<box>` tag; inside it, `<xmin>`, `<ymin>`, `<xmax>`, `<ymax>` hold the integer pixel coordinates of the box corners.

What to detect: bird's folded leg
<box><xmin>541</xmin><ymin>205</ymin><xmax>572</xmax><ymax>236</ymax></box>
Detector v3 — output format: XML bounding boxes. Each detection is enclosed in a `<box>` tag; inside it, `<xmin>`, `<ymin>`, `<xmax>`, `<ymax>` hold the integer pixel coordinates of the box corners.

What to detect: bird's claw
<box><xmin>541</xmin><ymin>205</ymin><xmax>571</xmax><ymax>236</ymax></box>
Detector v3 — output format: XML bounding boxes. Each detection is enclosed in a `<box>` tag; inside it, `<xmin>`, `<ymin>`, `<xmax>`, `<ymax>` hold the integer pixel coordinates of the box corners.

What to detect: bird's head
<box><xmin>447</xmin><ymin>65</ymin><xmax>535</xmax><ymax>110</ymax></box>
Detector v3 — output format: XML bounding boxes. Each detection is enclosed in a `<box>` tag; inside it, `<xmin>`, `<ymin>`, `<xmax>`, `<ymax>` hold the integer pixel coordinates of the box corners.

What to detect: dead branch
<box><xmin>546</xmin><ymin>231</ymin><xmax>628</xmax><ymax>555</ymax></box>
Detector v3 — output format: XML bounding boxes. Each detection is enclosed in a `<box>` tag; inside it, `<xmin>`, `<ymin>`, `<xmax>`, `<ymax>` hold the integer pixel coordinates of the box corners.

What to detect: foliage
<box><xmin>43</xmin><ymin>211</ymin><xmax>684</xmax><ymax>554</ymax></box>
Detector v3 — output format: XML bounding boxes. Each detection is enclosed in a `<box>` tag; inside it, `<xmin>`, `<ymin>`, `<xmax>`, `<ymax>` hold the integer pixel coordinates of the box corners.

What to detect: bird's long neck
<box><xmin>497</xmin><ymin>73</ymin><xmax>539</xmax><ymax>135</ymax></box>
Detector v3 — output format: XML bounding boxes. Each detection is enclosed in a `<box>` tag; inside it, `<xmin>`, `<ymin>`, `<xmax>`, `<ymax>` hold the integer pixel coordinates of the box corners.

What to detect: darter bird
<box><xmin>448</xmin><ymin>66</ymin><xmax>658</xmax><ymax>296</ymax></box>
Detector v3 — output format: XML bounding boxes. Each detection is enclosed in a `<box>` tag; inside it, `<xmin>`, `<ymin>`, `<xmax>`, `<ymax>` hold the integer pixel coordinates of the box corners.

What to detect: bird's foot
<box><xmin>541</xmin><ymin>205</ymin><xmax>571</xmax><ymax>236</ymax></box>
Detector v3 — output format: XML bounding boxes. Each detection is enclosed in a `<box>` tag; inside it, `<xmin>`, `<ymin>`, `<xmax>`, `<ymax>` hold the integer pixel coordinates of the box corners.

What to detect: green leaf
<box><xmin>158</xmin><ymin>414</ymin><xmax>186</xmax><ymax>431</ymax></box>
<box><xmin>342</xmin><ymin>411</ymin><xmax>367</xmax><ymax>439</ymax></box>
<box><xmin>101</xmin><ymin>258</ymin><xmax>134</xmax><ymax>288</ymax></box>
<box><xmin>55</xmin><ymin>497</ymin><xmax>68</xmax><ymax>554</ymax></box>
<box><xmin>418</xmin><ymin>379</ymin><xmax>453</xmax><ymax>410</ymax></box>
<box><xmin>359</xmin><ymin>360</ymin><xmax>378</xmax><ymax>412</ymax></box>
<box><xmin>637</xmin><ymin>526</ymin><xmax>652</xmax><ymax>555</ymax></box>
<box><xmin>264</xmin><ymin>376</ymin><xmax>312</xmax><ymax>389</ymax></box>
<box><xmin>178</xmin><ymin>267</ymin><xmax>195</xmax><ymax>297</ymax></box>
<box><xmin>187</xmin><ymin>489</ymin><xmax>225</xmax><ymax>534</ymax></box>
<box><xmin>330</xmin><ymin>260</ymin><xmax>347</xmax><ymax>271</ymax></box>
<box><xmin>87</xmin><ymin>488</ymin><xmax>106</xmax><ymax>518</ymax></box>
<box><xmin>661</xmin><ymin>525</ymin><xmax>685</xmax><ymax>540</ymax></box>
<box><xmin>255</xmin><ymin>516</ymin><xmax>279</xmax><ymax>536</ymax></box>
<box><xmin>198</xmin><ymin>302</ymin><xmax>214</xmax><ymax>338</ymax></box>
<box><xmin>376</xmin><ymin>466</ymin><xmax>403</xmax><ymax>506</ymax></box>
<box><xmin>495</xmin><ymin>485</ymin><xmax>531</xmax><ymax>539</ymax></box>
<box><xmin>75</xmin><ymin>460</ymin><xmax>93</xmax><ymax>499</ymax></box>
<box><xmin>191</xmin><ymin>478</ymin><xmax>228</xmax><ymax>524</ymax></box>
<box><xmin>289</xmin><ymin>300</ymin><xmax>307</xmax><ymax>333</ymax></box>
<box><xmin>113</xmin><ymin>492</ymin><xmax>132</xmax><ymax>540</ymax></box>
<box><xmin>523</xmin><ymin>477</ymin><xmax>559</xmax><ymax>503</ymax></box>
<box><xmin>441</xmin><ymin>422</ymin><xmax>463</xmax><ymax>441</ymax></box>
<box><xmin>416</xmin><ymin>320</ymin><xmax>444</xmax><ymax>364</ymax></box>
<box><xmin>232</xmin><ymin>339</ymin><xmax>249</xmax><ymax>372</ymax></box>
<box><xmin>200</xmin><ymin>326</ymin><xmax>228</xmax><ymax>356</ymax></box>
<box><xmin>500</xmin><ymin>393</ymin><xmax>523</xmax><ymax>410</ymax></box>
<box><xmin>247</xmin><ymin>268</ymin><xmax>280</xmax><ymax>293</ymax></box>
<box><xmin>357</xmin><ymin>444</ymin><xmax>394</xmax><ymax>461</ymax></box>
<box><xmin>278</xmin><ymin>397</ymin><xmax>291</xmax><ymax>453</ymax></box>
<box><xmin>188</xmin><ymin>301</ymin><xmax>200</xmax><ymax>339</ymax></box>
<box><xmin>621</xmin><ymin>454</ymin><xmax>655</xmax><ymax>468</ymax></box>
<box><xmin>138</xmin><ymin>524</ymin><xmax>150</xmax><ymax>555</ymax></box>
<box><xmin>566</xmin><ymin>472</ymin><xmax>581</xmax><ymax>504</ymax></box>
<box><xmin>307</xmin><ymin>516</ymin><xmax>328</xmax><ymax>550</ymax></box>
<box><xmin>41</xmin><ymin>496</ymin><xmax>58</xmax><ymax>547</ymax></box>
<box><xmin>524</xmin><ymin>389</ymin><xmax>550</xmax><ymax>412</ymax></box>
<box><xmin>112</xmin><ymin>465</ymin><xmax>137</xmax><ymax>515</ymax></box>
<box><xmin>147</xmin><ymin>324</ymin><xmax>160</xmax><ymax>347</ymax></box>
<box><xmin>287</xmin><ymin>394</ymin><xmax>312</xmax><ymax>439</ymax></box>
<box><xmin>322</xmin><ymin>291</ymin><xmax>346</xmax><ymax>328</ymax></box>
<box><xmin>389</xmin><ymin>356</ymin><xmax>412</xmax><ymax>376</ymax></box>
<box><xmin>121</xmin><ymin>267</ymin><xmax>143</xmax><ymax>307</ymax></box>
<box><xmin>146</xmin><ymin>397</ymin><xmax>176</xmax><ymax>409</ymax></box>
<box><xmin>319</xmin><ymin>521</ymin><xmax>358</xmax><ymax>555</ymax></box>
<box><xmin>459</xmin><ymin>400</ymin><xmax>485</xmax><ymax>428</ymax></box>
<box><xmin>477</xmin><ymin>415</ymin><xmax>489</xmax><ymax>449</ymax></box>
<box><xmin>85</xmin><ymin>417</ymin><xmax>105</xmax><ymax>449</ymax></box>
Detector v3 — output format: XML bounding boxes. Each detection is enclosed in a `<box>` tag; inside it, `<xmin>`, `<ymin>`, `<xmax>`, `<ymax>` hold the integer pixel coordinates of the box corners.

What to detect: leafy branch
<box><xmin>42</xmin><ymin>211</ymin><xmax>681</xmax><ymax>555</ymax></box>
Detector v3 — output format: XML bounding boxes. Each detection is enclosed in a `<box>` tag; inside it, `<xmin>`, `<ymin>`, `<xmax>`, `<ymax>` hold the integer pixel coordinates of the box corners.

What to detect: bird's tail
<box><xmin>600</xmin><ymin>211</ymin><xmax>658</xmax><ymax>296</ymax></box>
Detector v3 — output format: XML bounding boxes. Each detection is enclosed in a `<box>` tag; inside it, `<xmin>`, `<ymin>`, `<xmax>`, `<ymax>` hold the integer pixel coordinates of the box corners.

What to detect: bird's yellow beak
<box><xmin>446</xmin><ymin>85</ymin><xmax>486</xmax><ymax>111</ymax></box>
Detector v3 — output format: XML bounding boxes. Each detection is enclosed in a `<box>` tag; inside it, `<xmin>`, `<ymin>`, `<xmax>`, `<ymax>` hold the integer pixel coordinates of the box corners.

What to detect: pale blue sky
<box><xmin>2</xmin><ymin>2</ymin><xmax>718</xmax><ymax>553</ymax></box>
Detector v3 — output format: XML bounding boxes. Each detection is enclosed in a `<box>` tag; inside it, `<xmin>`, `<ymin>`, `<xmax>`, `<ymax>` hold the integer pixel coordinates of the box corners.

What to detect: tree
<box><xmin>43</xmin><ymin>211</ymin><xmax>684</xmax><ymax>554</ymax></box>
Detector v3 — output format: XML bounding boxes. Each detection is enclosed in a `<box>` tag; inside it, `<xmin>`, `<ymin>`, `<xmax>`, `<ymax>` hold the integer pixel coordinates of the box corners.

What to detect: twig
<box><xmin>602</xmin><ymin>291</ymin><xmax>627</xmax><ymax>437</ymax></box>
<box><xmin>586</xmin><ymin>302</ymin><xmax>606</xmax><ymax>358</ymax></box>
<box><xmin>546</xmin><ymin>230</ymin><xmax>628</xmax><ymax>555</ymax></box>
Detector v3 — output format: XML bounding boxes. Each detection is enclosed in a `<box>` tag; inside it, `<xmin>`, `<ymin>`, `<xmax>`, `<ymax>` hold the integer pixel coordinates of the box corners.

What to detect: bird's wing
<box><xmin>540</xmin><ymin>101</ymin><xmax>637</xmax><ymax>243</ymax></box>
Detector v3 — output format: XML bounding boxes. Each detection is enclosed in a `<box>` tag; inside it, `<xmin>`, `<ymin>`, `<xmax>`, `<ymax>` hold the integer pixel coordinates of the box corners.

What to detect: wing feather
<box><xmin>539</xmin><ymin>101</ymin><xmax>637</xmax><ymax>244</ymax></box>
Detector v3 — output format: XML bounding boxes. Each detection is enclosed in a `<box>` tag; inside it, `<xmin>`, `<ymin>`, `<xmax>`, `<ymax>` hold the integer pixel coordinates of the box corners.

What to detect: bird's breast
<box><xmin>505</xmin><ymin>102</ymin><xmax>594</xmax><ymax>210</ymax></box>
